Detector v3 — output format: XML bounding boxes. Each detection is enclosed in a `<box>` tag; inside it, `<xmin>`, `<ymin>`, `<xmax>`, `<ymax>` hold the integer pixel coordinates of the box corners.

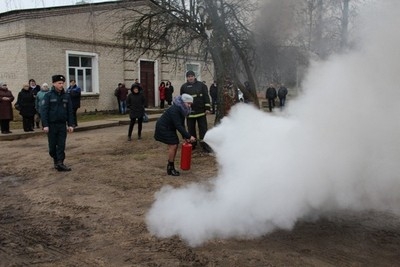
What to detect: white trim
<box><xmin>65</xmin><ymin>50</ymin><xmax>99</xmax><ymax>94</ymax></box>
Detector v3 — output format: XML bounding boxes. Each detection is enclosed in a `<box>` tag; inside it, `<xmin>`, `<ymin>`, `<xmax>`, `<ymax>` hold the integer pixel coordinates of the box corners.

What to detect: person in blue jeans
<box><xmin>118</xmin><ymin>83</ymin><xmax>128</xmax><ymax>114</ymax></box>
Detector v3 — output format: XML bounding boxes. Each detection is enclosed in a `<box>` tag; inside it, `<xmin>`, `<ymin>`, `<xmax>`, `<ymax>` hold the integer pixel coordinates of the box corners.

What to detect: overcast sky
<box><xmin>0</xmin><ymin>0</ymin><xmax>117</xmax><ymax>13</ymax></box>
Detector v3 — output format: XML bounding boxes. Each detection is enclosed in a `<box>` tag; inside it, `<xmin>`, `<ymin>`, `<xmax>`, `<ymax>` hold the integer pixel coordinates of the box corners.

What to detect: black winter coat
<box><xmin>165</xmin><ymin>85</ymin><xmax>174</xmax><ymax>102</ymax></box>
<box><xmin>17</xmin><ymin>89</ymin><xmax>36</xmax><ymax>117</ymax></box>
<box><xmin>127</xmin><ymin>91</ymin><xmax>145</xmax><ymax>119</ymax></box>
<box><xmin>154</xmin><ymin>98</ymin><xmax>191</xmax><ymax>145</ymax></box>
<box><xmin>266</xmin><ymin>87</ymin><xmax>277</xmax><ymax>99</ymax></box>
<box><xmin>278</xmin><ymin>87</ymin><xmax>288</xmax><ymax>98</ymax></box>
<box><xmin>209</xmin><ymin>84</ymin><xmax>218</xmax><ymax>99</ymax></box>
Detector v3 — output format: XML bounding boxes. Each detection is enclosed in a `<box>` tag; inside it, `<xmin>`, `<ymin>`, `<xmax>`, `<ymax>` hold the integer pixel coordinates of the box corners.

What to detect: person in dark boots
<box><xmin>127</xmin><ymin>84</ymin><xmax>145</xmax><ymax>141</ymax></box>
<box><xmin>180</xmin><ymin>70</ymin><xmax>211</xmax><ymax>152</ymax></box>
<box><xmin>17</xmin><ymin>84</ymin><xmax>36</xmax><ymax>132</ymax></box>
<box><xmin>0</xmin><ymin>82</ymin><xmax>14</xmax><ymax>134</ymax></box>
<box><xmin>154</xmin><ymin>94</ymin><xmax>196</xmax><ymax>176</ymax></box>
<box><xmin>40</xmin><ymin>74</ymin><xmax>74</xmax><ymax>172</ymax></box>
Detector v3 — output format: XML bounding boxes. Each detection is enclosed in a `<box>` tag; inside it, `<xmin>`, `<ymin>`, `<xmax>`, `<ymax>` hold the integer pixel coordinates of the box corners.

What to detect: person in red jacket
<box><xmin>159</xmin><ymin>81</ymin><xmax>166</xmax><ymax>109</ymax></box>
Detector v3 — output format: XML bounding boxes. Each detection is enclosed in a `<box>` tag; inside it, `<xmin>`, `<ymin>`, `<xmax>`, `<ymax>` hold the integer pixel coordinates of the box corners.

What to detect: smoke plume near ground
<box><xmin>146</xmin><ymin>1</ymin><xmax>400</xmax><ymax>246</ymax></box>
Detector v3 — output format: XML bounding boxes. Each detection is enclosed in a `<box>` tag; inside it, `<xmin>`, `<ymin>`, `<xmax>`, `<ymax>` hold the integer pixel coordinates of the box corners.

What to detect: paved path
<box><xmin>0</xmin><ymin>113</ymin><xmax>161</xmax><ymax>141</ymax></box>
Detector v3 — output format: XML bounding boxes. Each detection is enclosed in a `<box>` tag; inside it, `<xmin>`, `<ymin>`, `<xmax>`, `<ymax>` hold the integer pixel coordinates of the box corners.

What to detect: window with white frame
<box><xmin>185</xmin><ymin>63</ymin><xmax>201</xmax><ymax>80</ymax></box>
<box><xmin>66</xmin><ymin>51</ymin><xmax>98</xmax><ymax>94</ymax></box>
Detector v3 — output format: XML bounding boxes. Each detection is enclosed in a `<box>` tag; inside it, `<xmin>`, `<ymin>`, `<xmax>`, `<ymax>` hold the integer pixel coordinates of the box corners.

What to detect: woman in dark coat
<box><xmin>0</xmin><ymin>82</ymin><xmax>15</xmax><ymax>134</ymax></box>
<box><xmin>127</xmin><ymin>84</ymin><xmax>146</xmax><ymax>141</ymax></box>
<box><xmin>154</xmin><ymin>94</ymin><xmax>196</xmax><ymax>176</ymax></box>
<box><xmin>17</xmin><ymin>84</ymin><xmax>36</xmax><ymax>132</ymax></box>
<box><xmin>165</xmin><ymin>81</ymin><xmax>174</xmax><ymax>106</ymax></box>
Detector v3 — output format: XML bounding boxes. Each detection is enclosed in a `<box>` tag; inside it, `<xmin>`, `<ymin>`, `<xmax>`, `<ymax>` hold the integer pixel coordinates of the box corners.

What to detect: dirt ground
<box><xmin>0</xmin><ymin>119</ymin><xmax>399</xmax><ymax>267</ymax></box>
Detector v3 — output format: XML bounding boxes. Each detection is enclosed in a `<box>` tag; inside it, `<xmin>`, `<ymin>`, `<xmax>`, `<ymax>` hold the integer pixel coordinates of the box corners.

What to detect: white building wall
<box><xmin>0</xmin><ymin>2</ymin><xmax>215</xmax><ymax>111</ymax></box>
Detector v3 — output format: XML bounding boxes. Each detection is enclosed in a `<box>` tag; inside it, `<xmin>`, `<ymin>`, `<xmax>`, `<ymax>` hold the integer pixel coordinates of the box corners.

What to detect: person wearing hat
<box><xmin>180</xmin><ymin>70</ymin><xmax>212</xmax><ymax>152</ymax></box>
<box><xmin>40</xmin><ymin>74</ymin><xmax>74</xmax><ymax>172</ymax></box>
<box><xmin>154</xmin><ymin>93</ymin><xmax>196</xmax><ymax>176</ymax></box>
<box><xmin>35</xmin><ymin>83</ymin><xmax>50</xmax><ymax>128</ymax></box>
<box><xmin>29</xmin><ymin>79</ymin><xmax>41</xmax><ymax>129</ymax></box>
<box><xmin>127</xmin><ymin>84</ymin><xmax>146</xmax><ymax>141</ymax></box>
<box><xmin>0</xmin><ymin>82</ymin><xmax>15</xmax><ymax>134</ymax></box>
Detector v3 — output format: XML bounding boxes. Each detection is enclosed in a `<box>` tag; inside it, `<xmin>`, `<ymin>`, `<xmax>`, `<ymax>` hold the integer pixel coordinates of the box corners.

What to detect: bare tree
<box><xmin>119</xmin><ymin>0</ymin><xmax>260</xmax><ymax>121</ymax></box>
<box><xmin>254</xmin><ymin>0</ymin><xmax>365</xmax><ymax>89</ymax></box>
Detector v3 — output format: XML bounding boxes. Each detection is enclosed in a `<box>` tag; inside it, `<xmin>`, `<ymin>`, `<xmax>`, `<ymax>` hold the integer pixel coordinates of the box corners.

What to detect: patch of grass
<box><xmin>10</xmin><ymin>109</ymin><xmax>126</xmax><ymax>129</ymax></box>
<box><xmin>78</xmin><ymin>111</ymin><xmax>127</xmax><ymax>122</ymax></box>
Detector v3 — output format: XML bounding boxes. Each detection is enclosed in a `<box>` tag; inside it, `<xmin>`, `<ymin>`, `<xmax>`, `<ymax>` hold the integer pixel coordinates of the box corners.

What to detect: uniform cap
<box><xmin>52</xmin><ymin>75</ymin><xmax>66</xmax><ymax>83</ymax></box>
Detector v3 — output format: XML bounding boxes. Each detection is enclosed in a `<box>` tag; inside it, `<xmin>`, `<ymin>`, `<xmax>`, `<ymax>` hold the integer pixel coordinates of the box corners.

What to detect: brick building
<box><xmin>0</xmin><ymin>0</ymin><xmax>214</xmax><ymax>111</ymax></box>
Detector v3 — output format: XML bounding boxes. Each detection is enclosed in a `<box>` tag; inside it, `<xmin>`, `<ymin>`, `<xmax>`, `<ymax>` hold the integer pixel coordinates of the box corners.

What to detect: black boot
<box><xmin>56</xmin><ymin>161</ymin><xmax>71</xmax><ymax>172</ymax></box>
<box><xmin>200</xmin><ymin>141</ymin><xmax>213</xmax><ymax>154</ymax></box>
<box><xmin>53</xmin><ymin>159</ymin><xmax>58</xmax><ymax>169</ymax></box>
<box><xmin>167</xmin><ymin>161</ymin><xmax>180</xmax><ymax>176</ymax></box>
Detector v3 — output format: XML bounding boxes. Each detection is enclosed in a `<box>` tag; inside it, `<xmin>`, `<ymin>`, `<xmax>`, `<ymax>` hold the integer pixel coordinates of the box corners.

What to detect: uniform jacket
<box><xmin>0</xmin><ymin>87</ymin><xmax>14</xmax><ymax>120</ymax></box>
<box><xmin>40</xmin><ymin>87</ymin><xmax>74</xmax><ymax>127</ymax></box>
<box><xmin>180</xmin><ymin>79</ymin><xmax>211</xmax><ymax>118</ymax></box>
<box><xmin>127</xmin><ymin>90</ymin><xmax>145</xmax><ymax>119</ymax></box>
<box><xmin>66</xmin><ymin>84</ymin><xmax>81</xmax><ymax>109</ymax></box>
<box><xmin>17</xmin><ymin>89</ymin><xmax>36</xmax><ymax>117</ymax></box>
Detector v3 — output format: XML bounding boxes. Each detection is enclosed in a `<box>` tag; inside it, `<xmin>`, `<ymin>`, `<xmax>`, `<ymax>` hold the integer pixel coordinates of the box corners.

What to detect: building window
<box><xmin>66</xmin><ymin>51</ymin><xmax>98</xmax><ymax>94</ymax></box>
<box><xmin>185</xmin><ymin>63</ymin><xmax>201</xmax><ymax>80</ymax></box>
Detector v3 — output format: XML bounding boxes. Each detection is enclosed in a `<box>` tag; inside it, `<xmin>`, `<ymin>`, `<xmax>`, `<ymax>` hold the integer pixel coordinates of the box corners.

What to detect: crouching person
<box><xmin>154</xmin><ymin>94</ymin><xmax>196</xmax><ymax>176</ymax></box>
<box><xmin>41</xmin><ymin>75</ymin><xmax>74</xmax><ymax>171</ymax></box>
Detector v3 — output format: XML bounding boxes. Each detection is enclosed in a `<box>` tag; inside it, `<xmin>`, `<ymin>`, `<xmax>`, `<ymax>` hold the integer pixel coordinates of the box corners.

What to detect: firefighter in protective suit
<box><xmin>180</xmin><ymin>70</ymin><xmax>212</xmax><ymax>153</ymax></box>
<box><xmin>40</xmin><ymin>75</ymin><xmax>74</xmax><ymax>171</ymax></box>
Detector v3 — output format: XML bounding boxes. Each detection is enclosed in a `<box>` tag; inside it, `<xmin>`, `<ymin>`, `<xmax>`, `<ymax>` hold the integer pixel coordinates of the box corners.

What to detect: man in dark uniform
<box><xmin>180</xmin><ymin>70</ymin><xmax>212</xmax><ymax>152</ymax></box>
<box><xmin>40</xmin><ymin>75</ymin><xmax>74</xmax><ymax>171</ymax></box>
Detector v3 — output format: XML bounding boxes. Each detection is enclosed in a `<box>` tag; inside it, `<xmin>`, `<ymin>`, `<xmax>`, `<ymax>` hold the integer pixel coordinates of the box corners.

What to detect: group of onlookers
<box><xmin>158</xmin><ymin>81</ymin><xmax>174</xmax><ymax>109</ymax></box>
<box><xmin>0</xmin><ymin>78</ymin><xmax>81</xmax><ymax>134</ymax></box>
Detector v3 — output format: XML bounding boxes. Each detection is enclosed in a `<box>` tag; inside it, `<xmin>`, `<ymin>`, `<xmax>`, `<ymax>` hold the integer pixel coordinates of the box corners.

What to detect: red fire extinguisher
<box><xmin>180</xmin><ymin>142</ymin><xmax>192</xmax><ymax>170</ymax></box>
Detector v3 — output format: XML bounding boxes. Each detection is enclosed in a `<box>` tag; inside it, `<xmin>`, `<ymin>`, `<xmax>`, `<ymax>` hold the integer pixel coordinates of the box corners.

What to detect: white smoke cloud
<box><xmin>146</xmin><ymin>0</ymin><xmax>400</xmax><ymax>246</ymax></box>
